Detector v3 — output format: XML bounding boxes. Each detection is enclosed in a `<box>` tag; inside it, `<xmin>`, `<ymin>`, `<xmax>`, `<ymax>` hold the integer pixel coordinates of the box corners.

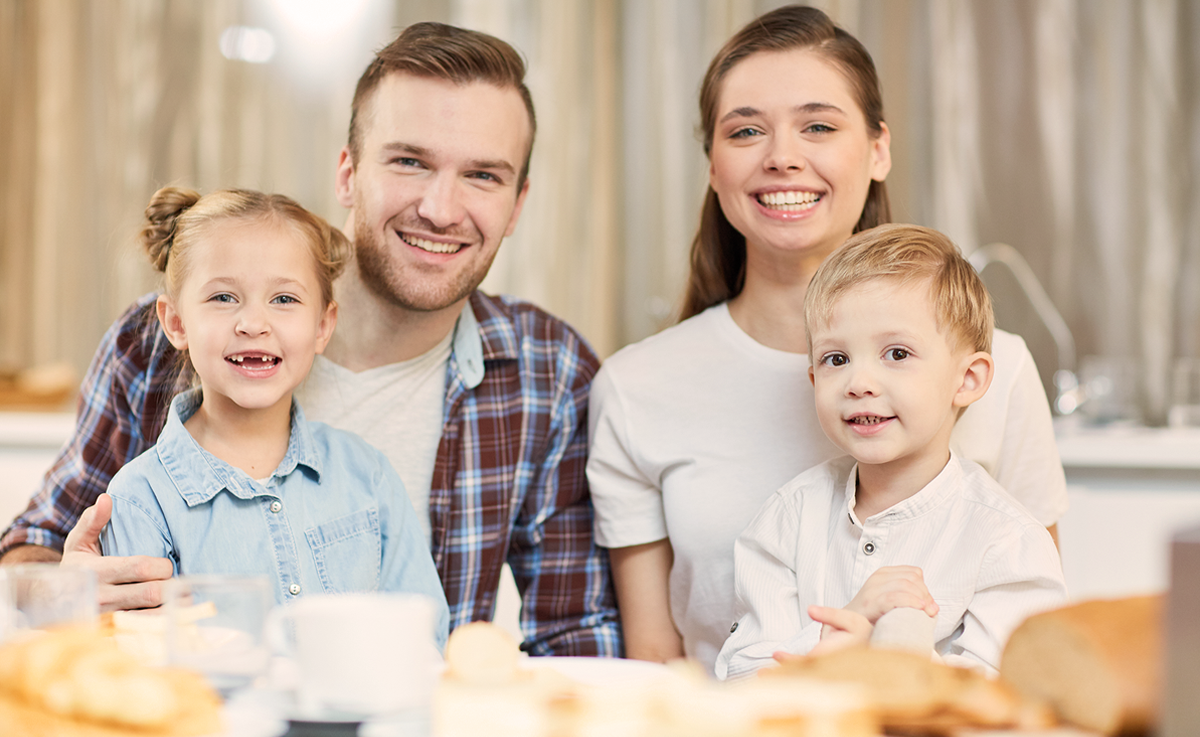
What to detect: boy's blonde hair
<box><xmin>805</xmin><ymin>223</ymin><xmax>994</xmax><ymax>355</ymax></box>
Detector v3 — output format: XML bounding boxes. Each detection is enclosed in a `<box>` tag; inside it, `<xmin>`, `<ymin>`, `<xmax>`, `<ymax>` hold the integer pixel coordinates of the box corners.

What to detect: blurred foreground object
<box><xmin>0</xmin><ymin>362</ymin><xmax>76</xmax><ymax>410</ymax></box>
<box><xmin>1001</xmin><ymin>595</ymin><xmax>1162</xmax><ymax>735</ymax></box>
<box><xmin>0</xmin><ymin>624</ymin><xmax>222</xmax><ymax>735</ymax></box>
<box><xmin>1164</xmin><ymin>524</ymin><xmax>1200</xmax><ymax>737</ymax></box>
<box><xmin>764</xmin><ymin>646</ymin><xmax>1047</xmax><ymax>735</ymax></box>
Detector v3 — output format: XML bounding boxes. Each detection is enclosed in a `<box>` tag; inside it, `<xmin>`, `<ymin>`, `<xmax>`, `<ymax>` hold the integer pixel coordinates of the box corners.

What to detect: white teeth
<box><xmin>758</xmin><ymin>191</ymin><xmax>819</xmax><ymax>210</ymax></box>
<box><xmin>401</xmin><ymin>234</ymin><xmax>462</xmax><ymax>254</ymax></box>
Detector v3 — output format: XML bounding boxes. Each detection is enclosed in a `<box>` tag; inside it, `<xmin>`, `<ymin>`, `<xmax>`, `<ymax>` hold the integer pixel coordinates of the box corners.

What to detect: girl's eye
<box><xmin>210</xmin><ymin>293</ymin><xmax>235</xmax><ymax>303</ymax></box>
<box><xmin>272</xmin><ymin>295</ymin><xmax>299</xmax><ymax>305</ymax></box>
<box><xmin>887</xmin><ymin>348</ymin><xmax>909</xmax><ymax>361</ymax></box>
<box><xmin>821</xmin><ymin>353</ymin><xmax>848</xmax><ymax>367</ymax></box>
<box><xmin>729</xmin><ymin>127</ymin><xmax>762</xmax><ymax>140</ymax></box>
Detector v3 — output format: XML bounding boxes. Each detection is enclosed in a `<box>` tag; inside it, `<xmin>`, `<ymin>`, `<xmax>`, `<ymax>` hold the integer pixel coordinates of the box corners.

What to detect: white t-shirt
<box><xmin>295</xmin><ymin>329</ymin><xmax>454</xmax><ymax>545</ymax></box>
<box><xmin>587</xmin><ymin>302</ymin><xmax>1067</xmax><ymax>674</ymax></box>
<box><xmin>715</xmin><ymin>453</ymin><xmax>1068</xmax><ymax>681</ymax></box>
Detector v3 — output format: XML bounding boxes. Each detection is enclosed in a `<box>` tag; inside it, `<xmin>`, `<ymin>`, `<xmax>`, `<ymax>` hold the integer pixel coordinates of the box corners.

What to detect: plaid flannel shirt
<box><xmin>0</xmin><ymin>291</ymin><xmax>621</xmax><ymax>656</ymax></box>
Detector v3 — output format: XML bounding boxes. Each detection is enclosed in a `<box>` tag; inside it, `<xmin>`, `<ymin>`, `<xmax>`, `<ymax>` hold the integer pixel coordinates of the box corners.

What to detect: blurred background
<box><xmin>2</xmin><ymin>0</ymin><xmax>1199</xmax><ymax>425</ymax></box>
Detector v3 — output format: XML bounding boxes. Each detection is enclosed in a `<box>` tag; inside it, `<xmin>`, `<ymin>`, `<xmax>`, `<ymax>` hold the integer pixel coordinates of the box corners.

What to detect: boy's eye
<box><xmin>887</xmin><ymin>348</ymin><xmax>909</xmax><ymax>361</ymax></box>
<box><xmin>821</xmin><ymin>353</ymin><xmax>848</xmax><ymax>367</ymax></box>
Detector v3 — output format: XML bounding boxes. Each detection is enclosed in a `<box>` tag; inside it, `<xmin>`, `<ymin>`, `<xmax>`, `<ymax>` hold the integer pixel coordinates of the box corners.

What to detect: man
<box><xmin>0</xmin><ymin>22</ymin><xmax>620</xmax><ymax>657</ymax></box>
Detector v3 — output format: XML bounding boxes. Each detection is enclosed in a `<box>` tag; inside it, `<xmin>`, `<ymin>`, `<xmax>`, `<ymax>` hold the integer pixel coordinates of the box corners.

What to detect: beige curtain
<box><xmin>3</xmin><ymin>0</ymin><xmax>1198</xmax><ymax>423</ymax></box>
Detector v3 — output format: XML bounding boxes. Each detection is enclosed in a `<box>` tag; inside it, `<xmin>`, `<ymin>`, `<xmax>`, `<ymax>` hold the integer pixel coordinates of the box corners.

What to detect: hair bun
<box><xmin>140</xmin><ymin>186</ymin><xmax>202</xmax><ymax>272</ymax></box>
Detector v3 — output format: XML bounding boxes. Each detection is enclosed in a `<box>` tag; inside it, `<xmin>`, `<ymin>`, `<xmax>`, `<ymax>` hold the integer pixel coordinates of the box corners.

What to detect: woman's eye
<box><xmin>804</xmin><ymin>122</ymin><xmax>836</xmax><ymax>134</ymax></box>
<box><xmin>887</xmin><ymin>348</ymin><xmax>909</xmax><ymax>361</ymax></box>
<box><xmin>729</xmin><ymin>127</ymin><xmax>761</xmax><ymax>140</ymax></box>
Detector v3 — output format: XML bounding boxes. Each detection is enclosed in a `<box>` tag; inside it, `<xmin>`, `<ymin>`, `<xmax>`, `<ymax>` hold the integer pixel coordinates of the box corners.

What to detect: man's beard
<box><xmin>353</xmin><ymin>208</ymin><xmax>494</xmax><ymax>313</ymax></box>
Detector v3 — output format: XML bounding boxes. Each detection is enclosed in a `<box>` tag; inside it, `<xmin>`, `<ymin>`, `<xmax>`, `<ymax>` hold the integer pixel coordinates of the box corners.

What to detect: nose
<box><xmin>415</xmin><ymin>172</ymin><xmax>467</xmax><ymax>229</ymax></box>
<box><xmin>764</xmin><ymin>132</ymin><xmax>807</xmax><ymax>173</ymax></box>
<box><xmin>844</xmin><ymin>363</ymin><xmax>879</xmax><ymax>398</ymax></box>
<box><xmin>236</xmin><ymin>304</ymin><xmax>270</xmax><ymax>337</ymax></box>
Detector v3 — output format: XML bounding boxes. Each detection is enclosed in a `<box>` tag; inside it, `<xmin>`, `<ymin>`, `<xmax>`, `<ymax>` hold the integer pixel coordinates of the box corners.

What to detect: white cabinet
<box><xmin>1056</xmin><ymin>425</ymin><xmax>1200</xmax><ymax>601</ymax></box>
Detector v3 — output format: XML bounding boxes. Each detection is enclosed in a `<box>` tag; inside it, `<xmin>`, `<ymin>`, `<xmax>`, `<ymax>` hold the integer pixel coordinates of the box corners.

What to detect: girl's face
<box><xmin>157</xmin><ymin>219</ymin><xmax>336</xmax><ymax>419</ymax></box>
<box><xmin>708</xmin><ymin>48</ymin><xmax>891</xmax><ymax>268</ymax></box>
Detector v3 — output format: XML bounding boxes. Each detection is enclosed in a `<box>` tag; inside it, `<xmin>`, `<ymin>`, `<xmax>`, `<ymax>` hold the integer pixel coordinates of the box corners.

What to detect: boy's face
<box><xmin>807</xmin><ymin>277</ymin><xmax>989</xmax><ymax>476</ymax></box>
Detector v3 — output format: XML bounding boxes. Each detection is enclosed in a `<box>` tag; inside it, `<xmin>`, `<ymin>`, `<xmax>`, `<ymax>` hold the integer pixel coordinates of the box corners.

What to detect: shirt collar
<box><xmin>158</xmin><ymin>388</ymin><xmax>322</xmax><ymax>506</ymax></box>
<box><xmin>453</xmin><ymin>292</ymin><xmax>518</xmax><ymax>389</ymax></box>
<box><xmin>843</xmin><ymin>451</ymin><xmax>963</xmax><ymax>525</ymax></box>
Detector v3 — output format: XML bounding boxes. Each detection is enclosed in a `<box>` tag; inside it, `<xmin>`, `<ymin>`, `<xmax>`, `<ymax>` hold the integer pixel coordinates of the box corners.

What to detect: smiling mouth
<box><xmin>227</xmin><ymin>354</ymin><xmax>280</xmax><ymax>370</ymax></box>
<box><xmin>400</xmin><ymin>232</ymin><xmax>465</xmax><ymax>254</ymax></box>
<box><xmin>848</xmin><ymin>414</ymin><xmax>893</xmax><ymax>425</ymax></box>
<box><xmin>757</xmin><ymin>191</ymin><xmax>820</xmax><ymax>212</ymax></box>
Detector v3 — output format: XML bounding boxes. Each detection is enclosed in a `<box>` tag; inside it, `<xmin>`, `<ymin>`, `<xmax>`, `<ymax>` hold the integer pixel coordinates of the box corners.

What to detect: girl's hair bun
<box><xmin>141</xmin><ymin>186</ymin><xmax>202</xmax><ymax>272</ymax></box>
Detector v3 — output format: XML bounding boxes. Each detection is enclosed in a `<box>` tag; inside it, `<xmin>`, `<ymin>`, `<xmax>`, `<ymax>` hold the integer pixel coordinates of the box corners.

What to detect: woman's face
<box><xmin>708</xmin><ymin>48</ymin><xmax>891</xmax><ymax>266</ymax></box>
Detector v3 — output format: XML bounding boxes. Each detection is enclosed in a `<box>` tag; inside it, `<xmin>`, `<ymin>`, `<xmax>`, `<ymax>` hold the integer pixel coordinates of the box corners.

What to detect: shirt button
<box><xmin>288</xmin><ymin>584</ymin><xmax>301</xmax><ymax>596</ymax></box>
<box><xmin>270</xmin><ymin>501</ymin><xmax>282</xmax><ymax>513</ymax></box>
<box><xmin>730</xmin><ymin>622</ymin><xmax>739</xmax><ymax>633</ymax></box>
<box><xmin>863</xmin><ymin>542</ymin><xmax>876</xmax><ymax>555</ymax></box>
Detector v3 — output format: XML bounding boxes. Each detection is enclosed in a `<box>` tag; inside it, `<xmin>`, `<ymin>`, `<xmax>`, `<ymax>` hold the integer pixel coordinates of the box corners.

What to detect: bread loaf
<box><xmin>999</xmin><ymin>595</ymin><xmax>1162</xmax><ymax>735</ymax></box>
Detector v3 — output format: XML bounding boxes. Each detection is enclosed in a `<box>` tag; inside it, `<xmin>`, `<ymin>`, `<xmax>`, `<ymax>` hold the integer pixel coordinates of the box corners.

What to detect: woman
<box><xmin>586</xmin><ymin>5</ymin><xmax>1067</xmax><ymax>673</ymax></box>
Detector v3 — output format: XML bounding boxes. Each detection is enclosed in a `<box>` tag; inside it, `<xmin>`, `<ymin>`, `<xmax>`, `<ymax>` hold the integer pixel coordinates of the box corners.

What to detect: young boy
<box><xmin>715</xmin><ymin>224</ymin><xmax>1067</xmax><ymax>681</ymax></box>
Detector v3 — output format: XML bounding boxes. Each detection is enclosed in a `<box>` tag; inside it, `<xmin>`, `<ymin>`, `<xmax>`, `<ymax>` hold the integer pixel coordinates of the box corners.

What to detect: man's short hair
<box><xmin>805</xmin><ymin>224</ymin><xmax>994</xmax><ymax>355</ymax></box>
<box><xmin>347</xmin><ymin>22</ymin><xmax>537</xmax><ymax>187</ymax></box>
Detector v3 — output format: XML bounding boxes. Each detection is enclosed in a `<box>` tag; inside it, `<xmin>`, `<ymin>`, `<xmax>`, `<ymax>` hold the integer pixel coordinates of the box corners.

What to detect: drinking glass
<box><xmin>164</xmin><ymin>574</ymin><xmax>272</xmax><ymax>696</ymax></box>
<box><xmin>0</xmin><ymin>563</ymin><xmax>98</xmax><ymax>640</ymax></box>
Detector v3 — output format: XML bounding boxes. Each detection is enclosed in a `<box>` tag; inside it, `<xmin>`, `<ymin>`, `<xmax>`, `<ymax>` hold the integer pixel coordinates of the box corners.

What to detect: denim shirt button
<box><xmin>270</xmin><ymin>500</ymin><xmax>283</xmax><ymax>513</ymax></box>
<box><xmin>288</xmin><ymin>583</ymin><xmax>301</xmax><ymax>595</ymax></box>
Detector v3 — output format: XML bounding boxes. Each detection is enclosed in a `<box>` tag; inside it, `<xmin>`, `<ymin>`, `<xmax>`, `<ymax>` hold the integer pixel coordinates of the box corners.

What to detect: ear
<box><xmin>314</xmin><ymin>300</ymin><xmax>338</xmax><ymax>355</ymax></box>
<box><xmin>808</xmin><ymin>364</ymin><xmax>817</xmax><ymax>387</ymax></box>
<box><xmin>156</xmin><ymin>295</ymin><xmax>189</xmax><ymax>352</ymax></box>
<box><xmin>335</xmin><ymin>146</ymin><xmax>356</xmax><ymax>209</ymax></box>
<box><xmin>503</xmin><ymin>177</ymin><xmax>531</xmax><ymax>238</ymax></box>
<box><xmin>870</xmin><ymin>121</ymin><xmax>892</xmax><ymax>182</ymax></box>
<box><xmin>953</xmin><ymin>351</ymin><xmax>994</xmax><ymax>409</ymax></box>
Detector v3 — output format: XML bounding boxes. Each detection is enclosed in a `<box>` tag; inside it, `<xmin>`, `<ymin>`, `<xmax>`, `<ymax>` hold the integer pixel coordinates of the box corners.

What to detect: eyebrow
<box><xmin>380</xmin><ymin>141</ymin><xmax>516</xmax><ymax>177</ymax></box>
<box><xmin>718</xmin><ymin>101</ymin><xmax>846</xmax><ymax>125</ymax></box>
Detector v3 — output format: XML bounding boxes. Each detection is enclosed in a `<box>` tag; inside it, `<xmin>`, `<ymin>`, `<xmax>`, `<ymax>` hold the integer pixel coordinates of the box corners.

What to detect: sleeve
<box><xmin>0</xmin><ymin>299</ymin><xmax>167</xmax><ymax>557</ymax></box>
<box><xmin>375</xmin><ymin>451</ymin><xmax>450</xmax><ymax>651</ymax></box>
<box><xmin>939</xmin><ymin>522</ymin><xmax>1069</xmax><ymax>673</ymax></box>
<box><xmin>716</xmin><ymin>493</ymin><xmax>821</xmax><ymax>681</ymax></box>
<box><xmin>507</xmin><ymin>339</ymin><xmax>622</xmax><ymax>657</ymax></box>
<box><xmin>586</xmin><ymin>365</ymin><xmax>668</xmax><ymax>547</ymax></box>
<box><xmin>989</xmin><ymin>334</ymin><xmax>1069</xmax><ymax>526</ymax></box>
<box><xmin>99</xmin><ymin>469</ymin><xmax>177</xmax><ymax>569</ymax></box>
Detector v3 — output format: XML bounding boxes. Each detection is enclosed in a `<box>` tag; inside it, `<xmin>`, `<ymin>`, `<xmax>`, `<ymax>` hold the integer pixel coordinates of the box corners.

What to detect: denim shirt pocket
<box><xmin>305</xmin><ymin>508</ymin><xmax>382</xmax><ymax>593</ymax></box>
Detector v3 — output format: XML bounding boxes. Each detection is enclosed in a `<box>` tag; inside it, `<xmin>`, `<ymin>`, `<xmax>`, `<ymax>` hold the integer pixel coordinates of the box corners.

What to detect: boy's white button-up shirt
<box><xmin>716</xmin><ymin>452</ymin><xmax>1068</xmax><ymax>681</ymax></box>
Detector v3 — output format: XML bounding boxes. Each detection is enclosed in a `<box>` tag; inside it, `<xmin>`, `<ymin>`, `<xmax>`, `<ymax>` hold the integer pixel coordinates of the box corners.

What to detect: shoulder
<box><xmin>953</xmin><ymin>455</ymin><xmax>1044</xmax><ymax>530</ymax></box>
<box><xmin>106</xmin><ymin>293</ymin><xmax>172</xmax><ymax>362</ymax></box>
<box><xmin>602</xmin><ymin>304</ymin><xmax>727</xmax><ymax>373</ymax></box>
<box><xmin>107</xmin><ymin>445</ymin><xmax>169</xmax><ymax>500</ymax></box>
<box><xmin>774</xmin><ymin>456</ymin><xmax>855</xmax><ymax>504</ymax></box>
<box><xmin>306</xmin><ymin>419</ymin><xmax>388</xmax><ymax>467</ymax></box>
<box><xmin>987</xmin><ymin>329</ymin><xmax>1036</xmax><ymax>387</ymax></box>
<box><xmin>471</xmin><ymin>291</ymin><xmax>599</xmax><ymax>379</ymax></box>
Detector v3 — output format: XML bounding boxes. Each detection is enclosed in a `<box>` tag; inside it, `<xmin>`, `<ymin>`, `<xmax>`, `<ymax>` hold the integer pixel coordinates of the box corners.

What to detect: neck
<box><xmin>184</xmin><ymin>393</ymin><xmax>292</xmax><ymax>478</ymax></box>
<box><xmin>853</xmin><ymin>447</ymin><xmax>952</xmax><ymax>520</ymax></box>
<box><xmin>323</xmin><ymin>261</ymin><xmax>464</xmax><ymax>372</ymax></box>
<box><xmin>727</xmin><ymin>248</ymin><xmax>828</xmax><ymax>353</ymax></box>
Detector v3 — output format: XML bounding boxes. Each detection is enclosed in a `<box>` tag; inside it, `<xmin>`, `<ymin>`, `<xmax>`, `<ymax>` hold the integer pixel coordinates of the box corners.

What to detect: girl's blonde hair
<box><xmin>804</xmin><ymin>224</ymin><xmax>994</xmax><ymax>355</ymax></box>
<box><xmin>140</xmin><ymin>186</ymin><xmax>351</xmax><ymax>305</ymax></box>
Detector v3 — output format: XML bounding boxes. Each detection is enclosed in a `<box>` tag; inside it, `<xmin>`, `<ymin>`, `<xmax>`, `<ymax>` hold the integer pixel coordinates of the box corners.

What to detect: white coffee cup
<box><xmin>267</xmin><ymin>592</ymin><xmax>438</xmax><ymax>718</ymax></box>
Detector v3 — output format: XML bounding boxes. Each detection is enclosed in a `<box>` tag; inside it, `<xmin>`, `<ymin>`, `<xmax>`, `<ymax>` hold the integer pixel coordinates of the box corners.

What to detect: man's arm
<box><xmin>506</xmin><ymin>330</ymin><xmax>621</xmax><ymax>657</ymax></box>
<box><xmin>0</xmin><ymin>296</ymin><xmax>176</xmax><ymax>609</ymax></box>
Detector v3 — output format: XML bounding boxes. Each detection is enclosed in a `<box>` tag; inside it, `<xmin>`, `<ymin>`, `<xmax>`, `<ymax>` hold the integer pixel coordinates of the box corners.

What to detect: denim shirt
<box><xmin>101</xmin><ymin>389</ymin><xmax>449</xmax><ymax>647</ymax></box>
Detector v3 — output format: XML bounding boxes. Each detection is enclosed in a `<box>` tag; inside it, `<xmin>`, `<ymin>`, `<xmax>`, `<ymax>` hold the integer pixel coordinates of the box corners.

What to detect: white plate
<box><xmin>520</xmin><ymin>656</ymin><xmax>671</xmax><ymax>687</ymax></box>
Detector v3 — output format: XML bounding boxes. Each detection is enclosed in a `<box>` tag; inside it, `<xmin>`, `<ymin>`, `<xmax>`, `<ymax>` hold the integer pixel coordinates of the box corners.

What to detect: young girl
<box><xmin>100</xmin><ymin>186</ymin><xmax>448</xmax><ymax>645</ymax></box>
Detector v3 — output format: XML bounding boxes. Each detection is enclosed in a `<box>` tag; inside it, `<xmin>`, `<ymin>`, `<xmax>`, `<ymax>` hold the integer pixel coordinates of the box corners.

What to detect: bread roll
<box><xmin>1000</xmin><ymin>595</ymin><xmax>1162</xmax><ymax>735</ymax></box>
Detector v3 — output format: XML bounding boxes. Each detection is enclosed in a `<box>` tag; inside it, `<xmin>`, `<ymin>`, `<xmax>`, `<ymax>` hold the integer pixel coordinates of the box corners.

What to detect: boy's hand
<box><xmin>845</xmin><ymin>565</ymin><xmax>938</xmax><ymax>624</ymax></box>
<box><xmin>808</xmin><ymin>605</ymin><xmax>873</xmax><ymax>655</ymax></box>
<box><xmin>61</xmin><ymin>493</ymin><xmax>173</xmax><ymax>612</ymax></box>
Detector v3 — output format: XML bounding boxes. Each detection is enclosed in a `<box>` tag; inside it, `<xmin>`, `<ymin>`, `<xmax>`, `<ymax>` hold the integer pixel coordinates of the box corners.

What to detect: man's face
<box><xmin>336</xmin><ymin>73</ymin><xmax>532</xmax><ymax>313</ymax></box>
